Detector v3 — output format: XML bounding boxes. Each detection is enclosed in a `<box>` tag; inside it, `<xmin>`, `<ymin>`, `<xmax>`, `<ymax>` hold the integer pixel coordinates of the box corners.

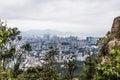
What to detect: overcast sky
<box><xmin>0</xmin><ymin>0</ymin><xmax>120</xmax><ymax>37</ymax></box>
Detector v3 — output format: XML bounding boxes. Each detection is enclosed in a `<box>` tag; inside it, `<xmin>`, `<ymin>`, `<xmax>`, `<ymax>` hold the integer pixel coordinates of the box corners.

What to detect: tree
<box><xmin>0</xmin><ymin>20</ymin><xmax>22</xmax><ymax>71</ymax></box>
<box><xmin>21</xmin><ymin>43</ymin><xmax>32</xmax><ymax>58</ymax></box>
<box><xmin>45</xmin><ymin>46</ymin><xmax>59</xmax><ymax>66</ymax></box>
<box><xmin>21</xmin><ymin>43</ymin><xmax>32</xmax><ymax>54</ymax></box>
<box><xmin>80</xmin><ymin>52</ymin><xmax>96</xmax><ymax>80</ymax></box>
<box><xmin>0</xmin><ymin>20</ymin><xmax>23</xmax><ymax>80</ymax></box>
<box><xmin>17</xmin><ymin>66</ymin><xmax>60</xmax><ymax>80</ymax></box>
<box><xmin>94</xmin><ymin>45</ymin><xmax>120</xmax><ymax>80</ymax></box>
<box><xmin>64</xmin><ymin>57</ymin><xmax>77</xmax><ymax>80</ymax></box>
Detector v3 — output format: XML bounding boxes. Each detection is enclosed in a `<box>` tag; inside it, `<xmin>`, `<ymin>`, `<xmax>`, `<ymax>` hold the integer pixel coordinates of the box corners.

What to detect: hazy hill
<box><xmin>21</xmin><ymin>29</ymin><xmax>75</xmax><ymax>37</ymax></box>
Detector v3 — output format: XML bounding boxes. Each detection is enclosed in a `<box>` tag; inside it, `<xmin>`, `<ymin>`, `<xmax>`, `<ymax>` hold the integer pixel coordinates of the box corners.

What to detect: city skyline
<box><xmin>0</xmin><ymin>0</ymin><xmax>120</xmax><ymax>36</ymax></box>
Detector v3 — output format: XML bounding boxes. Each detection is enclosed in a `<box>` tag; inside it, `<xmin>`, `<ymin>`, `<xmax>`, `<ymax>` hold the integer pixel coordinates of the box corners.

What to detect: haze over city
<box><xmin>0</xmin><ymin>0</ymin><xmax>120</xmax><ymax>37</ymax></box>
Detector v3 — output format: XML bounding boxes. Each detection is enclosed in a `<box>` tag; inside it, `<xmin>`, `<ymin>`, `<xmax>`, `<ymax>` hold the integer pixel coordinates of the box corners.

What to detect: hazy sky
<box><xmin>0</xmin><ymin>0</ymin><xmax>120</xmax><ymax>36</ymax></box>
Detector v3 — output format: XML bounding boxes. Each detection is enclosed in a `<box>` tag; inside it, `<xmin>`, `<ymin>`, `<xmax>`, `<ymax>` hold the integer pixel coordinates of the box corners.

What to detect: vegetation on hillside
<box><xmin>0</xmin><ymin>16</ymin><xmax>120</xmax><ymax>80</ymax></box>
<box><xmin>80</xmin><ymin>16</ymin><xmax>120</xmax><ymax>80</ymax></box>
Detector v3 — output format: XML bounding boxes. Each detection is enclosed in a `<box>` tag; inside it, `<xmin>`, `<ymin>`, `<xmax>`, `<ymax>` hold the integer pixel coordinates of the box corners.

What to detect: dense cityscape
<box><xmin>20</xmin><ymin>34</ymin><xmax>99</xmax><ymax>69</ymax></box>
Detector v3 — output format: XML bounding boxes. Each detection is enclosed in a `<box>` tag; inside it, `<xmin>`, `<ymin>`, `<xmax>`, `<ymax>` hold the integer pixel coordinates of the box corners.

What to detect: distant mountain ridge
<box><xmin>21</xmin><ymin>29</ymin><xmax>75</xmax><ymax>37</ymax></box>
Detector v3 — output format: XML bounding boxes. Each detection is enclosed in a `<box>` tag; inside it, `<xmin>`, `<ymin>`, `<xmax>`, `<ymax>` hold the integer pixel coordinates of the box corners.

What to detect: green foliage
<box><xmin>12</xmin><ymin>63</ymin><xmax>23</xmax><ymax>78</ymax></box>
<box><xmin>92</xmin><ymin>27</ymin><xmax>120</xmax><ymax>80</ymax></box>
<box><xmin>96</xmin><ymin>37</ymin><xmax>109</xmax><ymax>47</ymax></box>
<box><xmin>0</xmin><ymin>30</ymin><xmax>10</xmax><ymax>46</ymax></box>
<box><xmin>0</xmin><ymin>20</ymin><xmax>23</xmax><ymax>79</ymax></box>
<box><xmin>62</xmin><ymin>57</ymin><xmax>78</xmax><ymax>80</ymax></box>
<box><xmin>0</xmin><ymin>20</ymin><xmax>22</xmax><ymax>71</ymax></box>
<box><xmin>45</xmin><ymin>46</ymin><xmax>59</xmax><ymax>66</ymax></box>
<box><xmin>0</xmin><ymin>69</ymin><xmax>13</xmax><ymax>80</ymax></box>
<box><xmin>17</xmin><ymin>66</ymin><xmax>60</xmax><ymax>80</ymax></box>
<box><xmin>21</xmin><ymin>43</ymin><xmax>32</xmax><ymax>52</ymax></box>
<box><xmin>80</xmin><ymin>53</ymin><xmax>96</xmax><ymax>80</ymax></box>
<box><xmin>95</xmin><ymin>63</ymin><xmax>118</xmax><ymax>80</ymax></box>
<box><xmin>92</xmin><ymin>45</ymin><xmax>120</xmax><ymax>80</ymax></box>
<box><xmin>16</xmin><ymin>46</ymin><xmax>60</xmax><ymax>80</ymax></box>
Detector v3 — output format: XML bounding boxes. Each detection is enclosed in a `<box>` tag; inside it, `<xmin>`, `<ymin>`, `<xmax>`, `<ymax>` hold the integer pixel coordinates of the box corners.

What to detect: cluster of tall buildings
<box><xmin>20</xmin><ymin>34</ymin><xmax>100</xmax><ymax>69</ymax></box>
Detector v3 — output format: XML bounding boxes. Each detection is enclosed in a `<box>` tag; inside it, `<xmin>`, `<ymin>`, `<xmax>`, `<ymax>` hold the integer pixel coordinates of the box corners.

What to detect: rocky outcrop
<box><xmin>110</xmin><ymin>16</ymin><xmax>120</xmax><ymax>40</ymax></box>
<box><xmin>106</xmin><ymin>16</ymin><xmax>120</xmax><ymax>52</ymax></box>
<box><xmin>98</xmin><ymin>16</ymin><xmax>120</xmax><ymax>61</ymax></box>
<box><xmin>111</xmin><ymin>16</ymin><xmax>120</xmax><ymax>33</ymax></box>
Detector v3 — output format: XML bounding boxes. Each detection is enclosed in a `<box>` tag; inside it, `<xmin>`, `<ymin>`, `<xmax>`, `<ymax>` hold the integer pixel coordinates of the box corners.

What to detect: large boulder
<box><xmin>100</xmin><ymin>16</ymin><xmax>120</xmax><ymax>55</ymax></box>
<box><xmin>111</xmin><ymin>16</ymin><xmax>120</xmax><ymax>33</ymax></box>
<box><xmin>107</xmin><ymin>16</ymin><xmax>120</xmax><ymax>51</ymax></box>
<box><xmin>110</xmin><ymin>16</ymin><xmax>120</xmax><ymax>40</ymax></box>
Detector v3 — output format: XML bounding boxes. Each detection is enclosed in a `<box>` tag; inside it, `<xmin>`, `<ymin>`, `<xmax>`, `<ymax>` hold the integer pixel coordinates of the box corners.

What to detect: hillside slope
<box><xmin>80</xmin><ymin>16</ymin><xmax>120</xmax><ymax>80</ymax></box>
